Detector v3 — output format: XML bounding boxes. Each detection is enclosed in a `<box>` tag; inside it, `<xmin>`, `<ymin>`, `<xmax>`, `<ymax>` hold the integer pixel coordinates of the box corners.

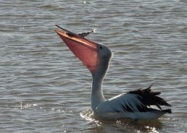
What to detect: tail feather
<box><xmin>163</xmin><ymin>109</ymin><xmax>172</xmax><ymax>114</ymax></box>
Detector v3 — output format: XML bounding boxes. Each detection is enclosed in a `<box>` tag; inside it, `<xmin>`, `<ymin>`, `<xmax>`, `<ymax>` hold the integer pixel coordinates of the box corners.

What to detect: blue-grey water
<box><xmin>0</xmin><ymin>0</ymin><xmax>187</xmax><ymax>132</ymax></box>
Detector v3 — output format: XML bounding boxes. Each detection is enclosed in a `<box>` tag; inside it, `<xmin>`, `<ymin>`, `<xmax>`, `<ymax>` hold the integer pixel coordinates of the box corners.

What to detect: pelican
<box><xmin>55</xmin><ymin>25</ymin><xmax>171</xmax><ymax>120</ymax></box>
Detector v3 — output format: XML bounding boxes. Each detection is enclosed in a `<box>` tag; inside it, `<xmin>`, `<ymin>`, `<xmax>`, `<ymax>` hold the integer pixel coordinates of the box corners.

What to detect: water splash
<box><xmin>80</xmin><ymin>108</ymin><xmax>102</xmax><ymax>126</ymax></box>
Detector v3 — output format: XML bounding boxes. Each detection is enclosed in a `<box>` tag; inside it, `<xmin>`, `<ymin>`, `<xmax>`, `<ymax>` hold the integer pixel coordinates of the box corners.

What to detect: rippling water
<box><xmin>1</xmin><ymin>0</ymin><xmax>187</xmax><ymax>132</ymax></box>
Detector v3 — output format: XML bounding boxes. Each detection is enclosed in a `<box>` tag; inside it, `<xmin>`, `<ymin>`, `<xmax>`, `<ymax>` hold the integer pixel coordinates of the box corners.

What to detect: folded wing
<box><xmin>96</xmin><ymin>84</ymin><xmax>171</xmax><ymax>114</ymax></box>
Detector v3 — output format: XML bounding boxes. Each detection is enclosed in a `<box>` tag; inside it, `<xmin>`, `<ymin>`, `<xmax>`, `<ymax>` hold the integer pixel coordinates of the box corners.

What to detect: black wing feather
<box><xmin>128</xmin><ymin>84</ymin><xmax>171</xmax><ymax>111</ymax></box>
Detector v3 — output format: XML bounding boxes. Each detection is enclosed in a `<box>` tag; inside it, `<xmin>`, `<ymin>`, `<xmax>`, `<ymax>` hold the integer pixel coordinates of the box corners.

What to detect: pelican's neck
<box><xmin>91</xmin><ymin>67</ymin><xmax>107</xmax><ymax>113</ymax></box>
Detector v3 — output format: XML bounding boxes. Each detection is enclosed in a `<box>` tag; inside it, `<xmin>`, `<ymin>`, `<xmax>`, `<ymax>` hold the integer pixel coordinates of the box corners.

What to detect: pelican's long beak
<box><xmin>55</xmin><ymin>25</ymin><xmax>99</xmax><ymax>72</ymax></box>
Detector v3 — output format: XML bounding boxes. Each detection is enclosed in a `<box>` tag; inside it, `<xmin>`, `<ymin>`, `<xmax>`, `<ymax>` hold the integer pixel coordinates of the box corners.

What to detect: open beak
<box><xmin>55</xmin><ymin>25</ymin><xmax>99</xmax><ymax>72</ymax></box>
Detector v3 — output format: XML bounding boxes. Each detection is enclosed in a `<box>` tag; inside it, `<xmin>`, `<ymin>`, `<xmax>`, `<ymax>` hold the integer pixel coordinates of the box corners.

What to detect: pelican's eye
<box><xmin>99</xmin><ymin>46</ymin><xmax>103</xmax><ymax>49</ymax></box>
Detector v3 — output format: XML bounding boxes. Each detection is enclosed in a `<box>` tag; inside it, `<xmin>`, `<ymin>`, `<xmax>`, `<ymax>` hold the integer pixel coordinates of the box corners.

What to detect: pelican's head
<box><xmin>55</xmin><ymin>26</ymin><xmax>112</xmax><ymax>77</ymax></box>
